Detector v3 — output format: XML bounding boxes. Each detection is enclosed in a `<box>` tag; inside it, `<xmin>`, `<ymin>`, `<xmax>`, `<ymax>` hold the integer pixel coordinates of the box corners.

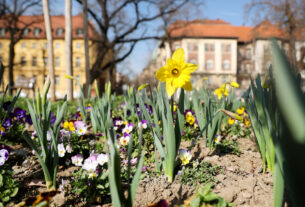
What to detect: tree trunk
<box><xmin>65</xmin><ymin>0</ymin><xmax>73</xmax><ymax>100</ymax></box>
<box><xmin>8</xmin><ymin>35</ymin><xmax>15</xmax><ymax>95</ymax></box>
<box><xmin>82</xmin><ymin>0</ymin><xmax>91</xmax><ymax>97</ymax></box>
<box><xmin>42</xmin><ymin>0</ymin><xmax>56</xmax><ymax>101</ymax></box>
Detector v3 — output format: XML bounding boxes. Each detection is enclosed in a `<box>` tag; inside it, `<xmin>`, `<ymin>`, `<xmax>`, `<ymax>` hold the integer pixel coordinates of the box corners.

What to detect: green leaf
<box><xmin>190</xmin><ymin>196</ymin><xmax>201</xmax><ymax>207</ymax></box>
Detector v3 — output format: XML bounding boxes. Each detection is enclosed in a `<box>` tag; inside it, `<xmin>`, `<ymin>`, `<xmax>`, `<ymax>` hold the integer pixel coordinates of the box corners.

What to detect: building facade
<box><xmin>138</xmin><ymin>19</ymin><xmax>305</xmax><ymax>89</ymax></box>
<box><xmin>0</xmin><ymin>14</ymin><xmax>98</xmax><ymax>98</ymax></box>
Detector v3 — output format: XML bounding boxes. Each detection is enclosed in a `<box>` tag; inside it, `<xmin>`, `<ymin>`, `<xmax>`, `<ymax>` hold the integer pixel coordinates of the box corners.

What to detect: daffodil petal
<box><xmin>183</xmin><ymin>63</ymin><xmax>198</xmax><ymax>73</ymax></box>
<box><xmin>166</xmin><ymin>80</ymin><xmax>176</xmax><ymax>97</ymax></box>
<box><xmin>156</xmin><ymin>66</ymin><xmax>169</xmax><ymax>82</ymax></box>
<box><xmin>171</xmin><ymin>48</ymin><xmax>185</xmax><ymax>64</ymax></box>
<box><xmin>182</xmin><ymin>81</ymin><xmax>192</xmax><ymax>91</ymax></box>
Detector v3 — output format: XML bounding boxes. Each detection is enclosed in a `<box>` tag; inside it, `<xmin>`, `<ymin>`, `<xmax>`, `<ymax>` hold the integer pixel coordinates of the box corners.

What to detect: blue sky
<box><xmin>123</xmin><ymin>0</ymin><xmax>253</xmax><ymax>78</ymax></box>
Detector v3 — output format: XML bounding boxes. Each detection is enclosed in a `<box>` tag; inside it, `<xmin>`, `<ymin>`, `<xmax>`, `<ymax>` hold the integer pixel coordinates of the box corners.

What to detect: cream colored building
<box><xmin>0</xmin><ymin>14</ymin><xmax>98</xmax><ymax>98</ymax></box>
<box><xmin>138</xmin><ymin>19</ymin><xmax>305</xmax><ymax>89</ymax></box>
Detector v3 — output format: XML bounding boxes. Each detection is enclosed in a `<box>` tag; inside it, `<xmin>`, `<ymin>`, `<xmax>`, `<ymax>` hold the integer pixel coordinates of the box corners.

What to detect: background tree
<box><xmin>42</xmin><ymin>0</ymin><xmax>56</xmax><ymax>101</ymax></box>
<box><xmin>245</xmin><ymin>0</ymin><xmax>305</xmax><ymax>72</ymax></box>
<box><xmin>75</xmin><ymin>0</ymin><xmax>203</xmax><ymax>92</ymax></box>
<box><xmin>81</xmin><ymin>0</ymin><xmax>91</xmax><ymax>97</ymax></box>
<box><xmin>0</xmin><ymin>0</ymin><xmax>41</xmax><ymax>94</ymax></box>
<box><xmin>65</xmin><ymin>0</ymin><xmax>73</xmax><ymax>100</ymax></box>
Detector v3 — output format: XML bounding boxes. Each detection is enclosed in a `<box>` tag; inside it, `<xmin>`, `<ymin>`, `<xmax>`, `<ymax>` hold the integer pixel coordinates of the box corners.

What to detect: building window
<box><xmin>33</xmin><ymin>27</ymin><xmax>41</xmax><ymax>36</ymax></box>
<box><xmin>205</xmin><ymin>43</ymin><xmax>214</xmax><ymax>52</ymax></box>
<box><xmin>76</xmin><ymin>28</ymin><xmax>83</xmax><ymax>36</ymax></box>
<box><xmin>55</xmin><ymin>57</ymin><xmax>60</xmax><ymax>67</ymax></box>
<box><xmin>206</xmin><ymin>77</ymin><xmax>212</xmax><ymax>86</ymax></box>
<box><xmin>0</xmin><ymin>28</ymin><xmax>5</xmax><ymax>36</ymax></box>
<box><xmin>55</xmin><ymin>43</ymin><xmax>60</xmax><ymax>49</ymax></box>
<box><xmin>75</xmin><ymin>75</ymin><xmax>80</xmax><ymax>86</ymax></box>
<box><xmin>0</xmin><ymin>43</ymin><xmax>2</xmax><ymax>48</ymax></box>
<box><xmin>21</xmin><ymin>57</ymin><xmax>26</xmax><ymax>66</ymax></box>
<box><xmin>56</xmin><ymin>28</ymin><xmax>64</xmax><ymax>36</ymax></box>
<box><xmin>44</xmin><ymin>43</ymin><xmax>48</xmax><ymax>49</ymax></box>
<box><xmin>187</xmin><ymin>43</ymin><xmax>198</xmax><ymax>52</ymax></box>
<box><xmin>76</xmin><ymin>42</ymin><xmax>81</xmax><ymax>49</ymax></box>
<box><xmin>246</xmin><ymin>49</ymin><xmax>252</xmax><ymax>59</ymax></box>
<box><xmin>189</xmin><ymin>58</ymin><xmax>197</xmax><ymax>64</ymax></box>
<box><xmin>221</xmin><ymin>44</ymin><xmax>231</xmax><ymax>53</ymax></box>
<box><xmin>23</xmin><ymin>28</ymin><xmax>30</xmax><ymax>36</ymax></box>
<box><xmin>32</xmin><ymin>56</ymin><xmax>37</xmax><ymax>66</ymax></box>
<box><xmin>55</xmin><ymin>75</ymin><xmax>60</xmax><ymax>85</ymax></box>
<box><xmin>33</xmin><ymin>43</ymin><xmax>37</xmax><ymax>49</ymax></box>
<box><xmin>205</xmin><ymin>59</ymin><xmax>214</xmax><ymax>70</ymax></box>
<box><xmin>222</xmin><ymin>75</ymin><xmax>228</xmax><ymax>83</ymax></box>
<box><xmin>222</xmin><ymin>59</ymin><xmax>230</xmax><ymax>70</ymax></box>
<box><xmin>21</xmin><ymin>43</ymin><xmax>26</xmax><ymax>48</ymax></box>
<box><xmin>75</xmin><ymin>57</ymin><xmax>80</xmax><ymax>67</ymax></box>
<box><xmin>43</xmin><ymin>57</ymin><xmax>48</xmax><ymax>66</ymax></box>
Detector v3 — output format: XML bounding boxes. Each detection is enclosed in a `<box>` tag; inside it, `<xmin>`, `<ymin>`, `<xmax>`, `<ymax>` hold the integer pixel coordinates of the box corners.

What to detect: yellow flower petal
<box><xmin>166</xmin><ymin>80</ymin><xmax>176</xmax><ymax>97</ymax></box>
<box><xmin>182</xmin><ymin>81</ymin><xmax>192</xmax><ymax>91</ymax></box>
<box><xmin>155</xmin><ymin>66</ymin><xmax>169</xmax><ymax>82</ymax></box>
<box><xmin>138</xmin><ymin>83</ymin><xmax>149</xmax><ymax>91</ymax></box>
<box><xmin>171</xmin><ymin>48</ymin><xmax>185</xmax><ymax>63</ymax></box>
<box><xmin>231</xmin><ymin>81</ymin><xmax>239</xmax><ymax>88</ymax></box>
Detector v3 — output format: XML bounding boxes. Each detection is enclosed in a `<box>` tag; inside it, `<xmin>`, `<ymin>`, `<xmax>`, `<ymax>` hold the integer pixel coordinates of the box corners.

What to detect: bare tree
<box><xmin>0</xmin><ymin>0</ymin><xmax>41</xmax><ymax>94</ymax></box>
<box><xmin>158</xmin><ymin>0</ymin><xmax>203</xmax><ymax>55</ymax></box>
<box><xmin>75</xmin><ymin>0</ymin><xmax>197</xmax><ymax>91</ymax></box>
<box><xmin>245</xmin><ymin>0</ymin><xmax>305</xmax><ymax>72</ymax></box>
<box><xmin>65</xmin><ymin>0</ymin><xmax>73</xmax><ymax>100</ymax></box>
<box><xmin>42</xmin><ymin>0</ymin><xmax>55</xmax><ymax>101</ymax></box>
<box><xmin>81</xmin><ymin>0</ymin><xmax>91</xmax><ymax>97</ymax></box>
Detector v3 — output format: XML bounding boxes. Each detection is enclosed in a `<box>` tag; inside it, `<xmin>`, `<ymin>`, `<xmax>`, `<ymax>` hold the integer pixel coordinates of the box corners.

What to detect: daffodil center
<box><xmin>171</xmin><ymin>68</ymin><xmax>179</xmax><ymax>76</ymax></box>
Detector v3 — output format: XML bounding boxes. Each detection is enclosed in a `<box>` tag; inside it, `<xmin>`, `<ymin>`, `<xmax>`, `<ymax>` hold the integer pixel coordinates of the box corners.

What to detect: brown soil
<box><xmin>133</xmin><ymin>138</ymin><xmax>273</xmax><ymax>207</ymax></box>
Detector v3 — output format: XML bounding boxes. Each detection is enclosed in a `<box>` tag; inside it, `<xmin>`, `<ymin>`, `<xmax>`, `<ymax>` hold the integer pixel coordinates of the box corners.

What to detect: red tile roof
<box><xmin>0</xmin><ymin>14</ymin><xmax>97</xmax><ymax>39</ymax></box>
<box><xmin>168</xmin><ymin>19</ymin><xmax>305</xmax><ymax>42</ymax></box>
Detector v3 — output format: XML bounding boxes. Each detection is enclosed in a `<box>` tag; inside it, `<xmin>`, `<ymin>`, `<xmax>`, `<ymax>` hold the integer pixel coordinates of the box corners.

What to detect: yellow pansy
<box><xmin>63</xmin><ymin>121</ymin><xmax>69</xmax><ymax>130</ymax></box>
<box><xmin>228</xmin><ymin>117</ymin><xmax>235</xmax><ymax>125</ymax></box>
<box><xmin>231</xmin><ymin>81</ymin><xmax>239</xmax><ymax>88</ymax></box>
<box><xmin>186</xmin><ymin>115</ymin><xmax>195</xmax><ymax>125</ymax></box>
<box><xmin>236</xmin><ymin>107</ymin><xmax>245</xmax><ymax>115</ymax></box>
<box><xmin>244</xmin><ymin>119</ymin><xmax>251</xmax><ymax>127</ymax></box>
<box><xmin>156</xmin><ymin>48</ymin><xmax>198</xmax><ymax>96</ymax></box>
<box><xmin>68</xmin><ymin>122</ymin><xmax>75</xmax><ymax>131</ymax></box>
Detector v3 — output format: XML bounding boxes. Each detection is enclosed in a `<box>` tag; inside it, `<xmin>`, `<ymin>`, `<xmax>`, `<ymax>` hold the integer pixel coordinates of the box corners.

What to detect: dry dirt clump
<box><xmin>133</xmin><ymin>138</ymin><xmax>273</xmax><ymax>207</ymax></box>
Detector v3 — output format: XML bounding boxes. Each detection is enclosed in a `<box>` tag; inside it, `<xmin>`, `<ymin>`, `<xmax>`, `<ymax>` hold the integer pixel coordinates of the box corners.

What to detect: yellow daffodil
<box><xmin>155</xmin><ymin>48</ymin><xmax>198</xmax><ymax>96</ymax></box>
<box><xmin>228</xmin><ymin>117</ymin><xmax>235</xmax><ymax>125</ymax></box>
<box><xmin>236</xmin><ymin>107</ymin><xmax>245</xmax><ymax>115</ymax></box>
<box><xmin>231</xmin><ymin>81</ymin><xmax>239</xmax><ymax>88</ymax></box>
<box><xmin>138</xmin><ymin>83</ymin><xmax>149</xmax><ymax>91</ymax></box>
<box><xmin>214</xmin><ymin>83</ymin><xmax>229</xmax><ymax>99</ymax></box>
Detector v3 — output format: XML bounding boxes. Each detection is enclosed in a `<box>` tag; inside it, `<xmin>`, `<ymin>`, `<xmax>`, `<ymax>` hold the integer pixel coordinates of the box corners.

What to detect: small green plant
<box><xmin>24</xmin><ymin>77</ymin><xmax>67</xmax><ymax>190</ymax></box>
<box><xmin>179</xmin><ymin>161</ymin><xmax>221</xmax><ymax>186</ymax></box>
<box><xmin>182</xmin><ymin>184</ymin><xmax>233</xmax><ymax>207</ymax></box>
<box><xmin>71</xmin><ymin>168</ymin><xmax>110</xmax><ymax>204</ymax></box>
<box><xmin>0</xmin><ymin>164</ymin><xmax>19</xmax><ymax>207</ymax></box>
<box><xmin>215</xmin><ymin>140</ymin><xmax>240</xmax><ymax>156</ymax></box>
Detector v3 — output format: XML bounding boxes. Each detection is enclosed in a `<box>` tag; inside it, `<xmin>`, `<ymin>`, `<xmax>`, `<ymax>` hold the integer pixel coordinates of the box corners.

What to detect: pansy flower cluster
<box><xmin>227</xmin><ymin>107</ymin><xmax>251</xmax><ymax>127</ymax></box>
<box><xmin>184</xmin><ymin>109</ymin><xmax>198</xmax><ymax>126</ymax></box>
<box><xmin>0</xmin><ymin>102</ymin><xmax>32</xmax><ymax>137</ymax></box>
<box><xmin>71</xmin><ymin>152</ymin><xmax>109</xmax><ymax>178</ymax></box>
